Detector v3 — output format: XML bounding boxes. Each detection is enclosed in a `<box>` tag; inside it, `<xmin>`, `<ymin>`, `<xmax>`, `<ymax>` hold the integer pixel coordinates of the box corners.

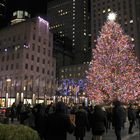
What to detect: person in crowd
<box><xmin>19</xmin><ymin>103</ymin><xmax>27</xmax><ymax>124</ymax></box>
<box><xmin>91</xmin><ymin>105</ymin><xmax>107</xmax><ymax>140</ymax></box>
<box><xmin>112</xmin><ymin>100</ymin><xmax>125</xmax><ymax>140</ymax></box>
<box><xmin>136</xmin><ymin>106</ymin><xmax>140</xmax><ymax>128</ymax></box>
<box><xmin>106</xmin><ymin>107</ymin><xmax>112</xmax><ymax>129</ymax></box>
<box><xmin>74</xmin><ymin>106</ymin><xmax>89</xmax><ymax>140</ymax></box>
<box><xmin>45</xmin><ymin>101</ymin><xmax>74</xmax><ymax>140</ymax></box>
<box><xmin>121</xmin><ymin>105</ymin><xmax>127</xmax><ymax>129</ymax></box>
<box><xmin>16</xmin><ymin>101</ymin><xmax>22</xmax><ymax>121</ymax></box>
<box><xmin>33</xmin><ymin>104</ymin><xmax>46</xmax><ymax>140</ymax></box>
<box><xmin>10</xmin><ymin>102</ymin><xmax>16</xmax><ymax>123</ymax></box>
<box><xmin>87</xmin><ymin>105</ymin><xmax>94</xmax><ymax>129</ymax></box>
<box><xmin>127</xmin><ymin>104</ymin><xmax>136</xmax><ymax>134</ymax></box>
<box><xmin>24</xmin><ymin>107</ymin><xmax>35</xmax><ymax>129</ymax></box>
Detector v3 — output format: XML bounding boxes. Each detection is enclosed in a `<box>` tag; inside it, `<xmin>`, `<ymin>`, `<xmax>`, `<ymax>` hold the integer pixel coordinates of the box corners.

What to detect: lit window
<box><xmin>131</xmin><ymin>38</ymin><xmax>134</xmax><ymax>41</ymax></box>
<box><xmin>73</xmin><ymin>28</ymin><xmax>75</xmax><ymax>30</ymax></box>
<box><xmin>103</xmin><ymin>10</ymin><xmax>106</xmax><ymax>13</ymax></box>
<box><xmin>73</xmin><ymin>17</ymin><xmax>75</xmax><ymax>19</ymax></box>
<box><xmin>25</xmin><ymin>11</ymin><xmax>28</xmax><ymax>16</ymax></box>
<box><xmin>130</xmin><ymin>20</ymin><xmax>133</xmax><ymax>23</ymax></box>
<box><xmin>73</xmin><ymin>31</ymin><xmax>75</xmax><ymax>34</ymax></box>
<box><xmin>73</xmin><ymin>43</ymin><xmax>75</xmax><ymax>46</ymax></box>
<box><xmin>125</xmin><ymin>21</ymin><xmax>127</xmax><ymax>25</ymax></box>
<box><xmin>78</xmin><ymin>67</ymin><xmax>81</xmax><ymax>70</ymax></box>
<box><xmin>108</xmin><ymin>9</ymin><xmax>111</xmax><ymax>12</ymax></box>
<box><xmin>69</xmin><ymin>74</ymin><xmax>72</xmax><ymax>77</ymax></box>
<box><xmin>17</xmin><ymin>11</ymin><xmax>23</xmax><ymax>18</ymax></box>
<box><xmin>13</xmin><ymin>12</ymin><xmax>16</xmax><ymax>16</ymax></box>
<box><xmin>84</xmin><ymin>33</ymin><xmax>86</xmax><ymax>36</ymax></box>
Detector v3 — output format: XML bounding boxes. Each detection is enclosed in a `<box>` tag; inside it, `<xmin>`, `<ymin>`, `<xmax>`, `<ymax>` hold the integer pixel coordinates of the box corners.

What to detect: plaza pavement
<box><xmin>9</xmin><ymin>118</ymin><xmax>140</xmax><ymax>140</ymax></box>
<box><xmin>68</xmin><ymin>124</ymin><xmax>140</xmax><ymax>140</ymax></box>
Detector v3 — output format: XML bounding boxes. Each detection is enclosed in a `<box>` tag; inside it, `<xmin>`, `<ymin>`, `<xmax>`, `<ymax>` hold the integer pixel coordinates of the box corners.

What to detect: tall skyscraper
<box><xmin>0</xmin><ymin>0</ymin><xmax>6</xmax><ymax>28</ymax></box>
<box><xmin>47</xmin><ymin>0</ymin><xmax>90</xmax><ymax>64</ymax></box>
<box><xmin>91</xmin><ymin>0</ymin><xmax>140</xmax><ymax>59</ymax></box>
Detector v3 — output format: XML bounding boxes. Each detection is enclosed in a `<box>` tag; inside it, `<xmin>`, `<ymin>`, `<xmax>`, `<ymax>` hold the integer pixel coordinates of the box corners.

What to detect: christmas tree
<box><xmin>85</xmin><ymin>13</ymin><xmax>140</xmax><ymax>104</ymax></box>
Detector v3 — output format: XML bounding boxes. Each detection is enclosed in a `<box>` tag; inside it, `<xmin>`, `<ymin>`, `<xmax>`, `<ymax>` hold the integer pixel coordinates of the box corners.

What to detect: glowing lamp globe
<box><xmin>108</xmin><ymin>12</ymin><xmax>117</xmax><ymax>21</ymax></box>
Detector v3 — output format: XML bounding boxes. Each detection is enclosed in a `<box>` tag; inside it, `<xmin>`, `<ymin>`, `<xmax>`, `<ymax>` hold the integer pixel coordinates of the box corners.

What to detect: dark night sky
<box><xmin>5</xmin><ymin>0</ymin><xmax>48</xmax><ymax>24</ymax></box>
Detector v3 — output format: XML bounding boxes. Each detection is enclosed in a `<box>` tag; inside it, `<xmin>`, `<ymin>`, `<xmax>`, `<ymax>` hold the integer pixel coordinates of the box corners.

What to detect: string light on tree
<box><xmin>85</xmin><ymin>13</ymin><xmax>140</xmax><ymax>104</ymax></box>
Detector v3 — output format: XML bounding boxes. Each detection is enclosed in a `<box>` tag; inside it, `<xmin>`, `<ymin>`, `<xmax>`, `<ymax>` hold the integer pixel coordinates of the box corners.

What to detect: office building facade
<box><xmin>47</xmin><ymin>0</ymin><xmax>90</xmax><ymax>64</ymax></box>
<box><xmin>0</xmin><ymin>17</ymin><xmax>56</xmax><ymax>106</ymax></box>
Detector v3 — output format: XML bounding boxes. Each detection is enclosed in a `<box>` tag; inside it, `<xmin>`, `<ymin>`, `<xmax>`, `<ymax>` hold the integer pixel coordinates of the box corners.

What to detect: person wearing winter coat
<box><xmin>45</xmin><ymin>102</ymin><xmax>74</xmax><ymax>140</ymax></box>
<box><xmin>91</xmin><ymin>105</ymin><xmax>107</xmax><ymax>140</ymax></box>
<box><xmin>127</xmin><ymin>104</ymin><xmax>136</xmax><ymax>134</ymax></box>
<box><xmin>74</xmin><ymin>106</ymin><xmax>89</xmax><ymax>140</ymax></box>
<box><xmin>112</xmin><ymin>100</ymin><xmax>125</xmax><ymax>140</ymax></box>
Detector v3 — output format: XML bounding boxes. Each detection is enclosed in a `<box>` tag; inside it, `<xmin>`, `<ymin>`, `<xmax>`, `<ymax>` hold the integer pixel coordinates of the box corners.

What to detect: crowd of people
<box><xmin>7</xmin><ymin>101</ymin><xmax>140</xmax><ymax>140</ymax></box>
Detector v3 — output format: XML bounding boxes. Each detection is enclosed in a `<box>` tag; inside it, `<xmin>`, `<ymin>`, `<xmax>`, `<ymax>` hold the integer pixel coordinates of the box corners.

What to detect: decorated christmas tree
<box><xmin>85</xmin><ymin>13</ymin><xmax>140</xmax><ymax>104</ymax></box>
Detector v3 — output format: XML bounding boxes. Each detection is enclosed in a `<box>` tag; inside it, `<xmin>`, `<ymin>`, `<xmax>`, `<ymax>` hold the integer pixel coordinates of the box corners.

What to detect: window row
<box><xmin>32</xmin><ymin>34</ymin><xmax>49</xmax><ymax>45</ymax></box>
<box><xmin>1</xmin><ymin>53</ymin><xmax>20</xmax><ymax>62</ymax></box>
<box><xmin>25</xmin><ymin>54</ymin><xmax>47</xmax><ymax>64</ymax></box>
<box><xmin>25</xmin><ymin>64</ymin><xmax>54</xmax><ymax>76</ymax></box>
<box><xmin>31</xmin><ymin>44</ymin><xmax>52</xmax><ymax>55</ymax></box>
<box><xmin>0</xmin><ymin>63</ymin><xmax>19</xmax><ymax>71</ymax></box>
<box><xmin>0</xmin><ymin>35</ymin><xmax>27</xmax><ymax>45</ymax></box>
